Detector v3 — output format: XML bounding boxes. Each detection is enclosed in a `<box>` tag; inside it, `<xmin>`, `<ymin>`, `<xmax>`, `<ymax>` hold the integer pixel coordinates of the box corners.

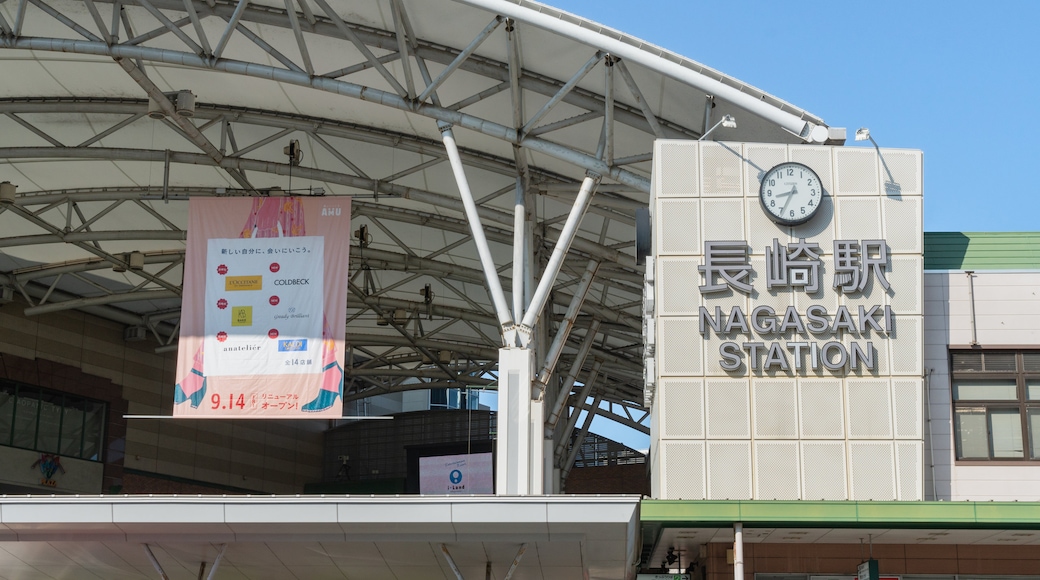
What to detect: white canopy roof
<box><xmin>0</xmin><ymin>0</ymin><xmax>837</xmax><ymax>452</ymax></box>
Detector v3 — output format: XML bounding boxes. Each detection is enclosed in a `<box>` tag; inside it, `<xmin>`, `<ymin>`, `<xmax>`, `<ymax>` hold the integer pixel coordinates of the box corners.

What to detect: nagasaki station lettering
<box><xmin>698</xmin><ymin>238</ymin><xmax>892</xmax><ymax>374</ymax></box>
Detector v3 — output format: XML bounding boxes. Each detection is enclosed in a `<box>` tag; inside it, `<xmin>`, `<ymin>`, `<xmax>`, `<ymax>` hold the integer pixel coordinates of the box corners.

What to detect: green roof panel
<box><xmin>925</xmin><ymin>232</ymin><xmax>1040</xmax><ymax>270</ymax></box>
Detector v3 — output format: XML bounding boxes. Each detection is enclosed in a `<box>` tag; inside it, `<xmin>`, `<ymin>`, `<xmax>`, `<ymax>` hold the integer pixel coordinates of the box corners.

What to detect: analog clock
<box><xmin>759</xmin><ymin>162</ymin><xmax>824</xmax><ymax>226</ymax></box>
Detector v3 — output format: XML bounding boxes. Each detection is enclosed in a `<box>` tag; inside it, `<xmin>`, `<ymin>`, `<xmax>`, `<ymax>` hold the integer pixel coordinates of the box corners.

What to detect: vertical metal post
<box><xmin>966</xmin><ymin>270</ymin><xmax>978</xmax><ymax>346</ymax></box>
<box><xmin>734</xmin><ymin>523</ymin><xmax>744</xmax><ymax>580</ymax></box>
<box><xmin>512</xmin><ymin>174</ymin><xmax>526</xmax><ymax>321</ymax></box>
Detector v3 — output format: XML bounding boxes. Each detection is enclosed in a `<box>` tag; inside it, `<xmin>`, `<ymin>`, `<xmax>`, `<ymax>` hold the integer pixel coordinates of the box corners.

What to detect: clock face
<box><xmin>759</xmin><ymin>162</ymin><xmax>824</xmax><ymax>226</ymax></box>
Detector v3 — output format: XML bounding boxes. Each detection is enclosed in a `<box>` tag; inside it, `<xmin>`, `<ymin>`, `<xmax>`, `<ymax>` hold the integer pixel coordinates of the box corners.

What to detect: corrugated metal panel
<box><xmin>924</xmin><ymin>232</ymin><xmax>1040</xmax><ymax>270</ymax></box>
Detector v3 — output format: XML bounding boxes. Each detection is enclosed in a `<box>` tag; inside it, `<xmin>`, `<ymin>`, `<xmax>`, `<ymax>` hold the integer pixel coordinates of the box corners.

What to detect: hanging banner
<box><xmin>174</xmin><ymin>197</ymin><xmax>350</xmax><ymax>418</ymax></box>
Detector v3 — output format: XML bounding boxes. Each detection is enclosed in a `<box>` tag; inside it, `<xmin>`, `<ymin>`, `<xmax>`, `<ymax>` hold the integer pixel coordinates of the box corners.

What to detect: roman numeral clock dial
<box><xmin>759</xmin><ymin>162</ymin><xmax>824</xmax><ymax>226</ymax></box>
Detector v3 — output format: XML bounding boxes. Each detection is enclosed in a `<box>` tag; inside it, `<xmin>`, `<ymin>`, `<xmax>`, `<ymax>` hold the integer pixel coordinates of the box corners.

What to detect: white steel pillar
<box><xmin>734</xmin><ymin>522</ymin><xmax>744</xmax><ymax>580</ymax></box>
<box><xmin>497</xmin><ymin>346</ymin><xmax>541</xmax><ymax>494</ymax></box>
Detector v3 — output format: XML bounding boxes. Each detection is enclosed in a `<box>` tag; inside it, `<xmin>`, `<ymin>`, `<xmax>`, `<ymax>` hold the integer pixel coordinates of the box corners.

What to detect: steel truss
<box><xmin>0</xmin><ymin>0</ymin><xmax>775</xmax><ymax>468</ymax></box>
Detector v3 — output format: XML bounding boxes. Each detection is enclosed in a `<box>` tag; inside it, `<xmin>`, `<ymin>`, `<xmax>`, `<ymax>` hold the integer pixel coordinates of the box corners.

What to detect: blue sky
<box><xmin>540</xmin><ymin>0</ymin><xmax>1040</xmax><ymax>450</ymax></box>
<box><xmin>547</xmin><ymin>0</ymin><xmax>1040</xmax><ymax>234</ymax></box>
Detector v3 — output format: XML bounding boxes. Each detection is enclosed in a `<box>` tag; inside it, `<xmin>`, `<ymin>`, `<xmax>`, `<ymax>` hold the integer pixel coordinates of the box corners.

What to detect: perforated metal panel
<box><xmin>888</xmin><ymin>256</ymin><xmax>924</xmax><ymax>314</ymax></box>
<box><xmin>847</xmin><ymin>380</ymin><xmax>892</xmax><ymax>438</ymax></box>
<box><xmin>702</xmin><ymin>330</ymin><xmax>741</xmax><ymax>376</ymax></box>
<box><xmin>663</xmin><ymin>441</ymin><xmax>705</xmax><ymax>499</ymax></box>
<box><xmin>896</xmin><ymin>441</ymin><xmax>922</xmax><ymax>500</ymax></box>
<box><xmin>707</xmin><ymin>441</ymin><xmax>752</xmax><ymax>499</ymax></box>
<box><xmin>790</xmin><ymin>146</ymin><xmax>834</xmax><ymax>195</ymax></box>
<box><xmin>754</xmin><ymin>441</ymin><xmax>800</xmax><ymax>499</ymax></box>
<box><xmin>799</xmin><ymin>380</ymin><xmax>845</xmax><ymax>438</ymax></box>
<box><xmin>849</xmin><ymin>441</ymin><xmax>896</xmax><ymax>500</ymax></box>
<box><xmin>659</xmin><ymin>318</ymin><xmax>702</xmax><ymax>375</ymax></box>
<box><xmin>656</xmin><ymin>141</ymin><xmax>700</xmax><ymax>197</ymax></box>
<box><xmin>834</xmin><ymin>147</ymin><xmax>880</xmax><ymax>196</ymax></box>
<box><xmin>706</xmin><ymin>380</ymin><xmax>750</xmax><ymax>438</ymax></box>
<box><xmin>881</xmin><ymin>150</ymin><xmax>922</xmax><ymax>196</ymax></box>
<box><xmin>659</xmin><ymin>258</ymin><xmax>702</xmax><ymax>316</ymax></box>
<box><xmin>753</xmin><ymin>380</ymin><xmax>798</xmax><ymax>438</ymax></box>
<box><xmin>748</xmin><ymin>256</ymin><xmax>794</xmax><ymax>313</ymax></box>
<box><xmin>801</xmin><ymin>441</ymin><xmax>847</xmax><ymax>500</ymax></box>
<box><xmin>700</xmin><ymin>142</ymin><xmax>744</xmax><ymax>197</ymax></box>
<box><xmin>890</xmin><ymin>316</ymin><xmax>922</xmax><ymax>376</ymax></box>
<box><xmin>744</xmin><ymin>145</ymin><xmax>787</xmax><ymax>196</ymax></box>
<box><xmin>834</xmin><ymin>198</ymin><xmax>882</xmax><ymax>244</ymax></box>
<box><xmin>662</xmin><ymin>379</ymin><xmax>704</xmax><ymax>438</ymax></box>
<box><xmin>882</xmin><ymin>197</ymin><xmax>923</xmax><ymax>253</ymax></box>
<box><xmin>893</xmin><ymin>379</ymin><xmax>922</xmax><ymax>439</ymax></box>
<box><xmin>650</xmin><ymin>140</ymin><xmax>923</xmax><ymax>503</ymax></box>
<box><xmin>658</xmin><ymin>199</ymin><xmax>701</xmax><ymax>254</ymax></box>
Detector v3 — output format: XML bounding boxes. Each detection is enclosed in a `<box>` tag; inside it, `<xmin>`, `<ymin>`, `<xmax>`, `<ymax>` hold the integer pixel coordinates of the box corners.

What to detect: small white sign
<box><xmin>419</xmin><ymin>452</ymin><xmax>493</xmax><ymax>494</ymax></box>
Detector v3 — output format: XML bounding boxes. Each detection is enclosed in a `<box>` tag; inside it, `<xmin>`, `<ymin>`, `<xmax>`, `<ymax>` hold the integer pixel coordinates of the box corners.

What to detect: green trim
<box><xmin>640</xmin><ymin>500</ymin><xmax>1040</xmax><ymax>529</ymax></box>
<box><xmin>924</xmin><ymin>231</ymin><xmax>1040</xmax><ymax>270</ymax></box>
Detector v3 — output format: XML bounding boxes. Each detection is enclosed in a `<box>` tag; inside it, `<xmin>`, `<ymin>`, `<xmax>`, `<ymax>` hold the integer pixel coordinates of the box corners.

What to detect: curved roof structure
<box><xmin>0</xmin><ymin>0</ymin><xmax>840</xmax><ymax>436</ymax></box>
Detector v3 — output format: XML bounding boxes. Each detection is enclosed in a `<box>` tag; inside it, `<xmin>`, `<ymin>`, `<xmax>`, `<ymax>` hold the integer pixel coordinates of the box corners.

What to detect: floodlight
<box><xmin>699</xmin><ymin>114</ymin><xmax>737</xmax><ymax>141</ymax></box>
<box><xmin>0</xmin><ymin>181</ymin><xmax>16</xmax><ymax>204</ymax></box>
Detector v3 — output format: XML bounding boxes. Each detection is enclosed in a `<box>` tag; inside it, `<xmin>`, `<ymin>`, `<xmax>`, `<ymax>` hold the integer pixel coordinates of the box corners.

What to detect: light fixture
<box><xmin>855</xmin><ymin>127</ymin><xmax>899</xmax><ymax>194</ymax></box>
<box><xmin>147</xmin><ymin>90</ymin><xmax>196</xmax><ymax>119</ymax></box>
<box><xmin>0</xmin><ymin>181</ymin><xmax>16</xmax><ymax>204</ymax></box>
<box><xmin>699</xmin><ymin>114</ymin><xmax>736</xmax><ymax>141</ymax></box>
<box><xmin>855</xmin><ymin>127</ymin><xmax>875</xmax><ymax>146</ymax></box>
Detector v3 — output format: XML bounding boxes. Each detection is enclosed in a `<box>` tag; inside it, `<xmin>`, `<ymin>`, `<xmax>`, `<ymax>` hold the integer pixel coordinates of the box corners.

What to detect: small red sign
<box><xmin>217</xmin><ymin>264</ymin><xmax>228</xmax><ymax>275</ymax></box>
<box><xmin>216</xmin><ymin>331</ymin><xmax>228</xmax><ymax>342</ymax></box>
<box><xmin>269</xmin><ymin>295</ymin><xmax>280</xmax><ymax>306</ymax></box>
<box><xmin>270</xmin><ymin>263</ymin><xmax>280</xmax><ymax>273</ymax></box>
<box><xmin>268</xmin><ymin>329</ymin><xmax>279</xmax><ymax>339</ymax></box>
<box><xmin>217</xmin><ymin>298</ymin><xmax>228</xmax><ymax>310</ymax></box>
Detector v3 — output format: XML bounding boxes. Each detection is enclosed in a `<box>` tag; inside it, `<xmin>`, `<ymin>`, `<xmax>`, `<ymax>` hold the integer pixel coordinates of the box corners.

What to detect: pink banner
<box><xmin>174</xmin><ymin>197</ymin><xmax>350</xmax><ymax>418</ymax></box>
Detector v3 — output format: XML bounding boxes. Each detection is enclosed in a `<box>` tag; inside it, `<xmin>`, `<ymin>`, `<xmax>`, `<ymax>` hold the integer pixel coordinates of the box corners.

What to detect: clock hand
<box><xmin>779</xmin><ymin>185</ymin><xmax>797</xmax><ymax>214</ymax></box>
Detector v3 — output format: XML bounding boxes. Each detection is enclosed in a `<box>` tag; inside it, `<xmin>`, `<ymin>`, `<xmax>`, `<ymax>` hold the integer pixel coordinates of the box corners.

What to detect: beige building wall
<box><xmin>649</xmin><ymin>141</ymin><xmax>924</xmax><ymax>501</ymax></box>
<box><xmin>0</xmin><ymin>297</ymin><xmax>323</xmax><ymax>494</ymax></box>
<box><xmin>924</xmin><ymin>270</ymin><xmax>1040</xmax><ymax>500</ymax></box>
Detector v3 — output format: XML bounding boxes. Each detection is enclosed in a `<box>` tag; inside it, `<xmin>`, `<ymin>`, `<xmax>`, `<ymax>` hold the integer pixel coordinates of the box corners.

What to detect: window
<box><xmin>951</xmin><ymin>350</ymin><xmax>1040</xmax><ymax>461</ymax></box>
<box><xmin>0</xmin><ymin>379</ymin><xmax>105</xmax><ymax>461</ymax></box>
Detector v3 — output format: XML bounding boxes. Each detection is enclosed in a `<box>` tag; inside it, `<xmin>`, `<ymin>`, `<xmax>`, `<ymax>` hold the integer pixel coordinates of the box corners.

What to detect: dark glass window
<box><xmin>951</xmin><ymin>350</ymin><xmax>1040</xmax><ymax>461</ymax></box>
<box><xmin>0</xmin><ymin>379</ymin><xmax>105</xmax><ymax>461</ymax></box>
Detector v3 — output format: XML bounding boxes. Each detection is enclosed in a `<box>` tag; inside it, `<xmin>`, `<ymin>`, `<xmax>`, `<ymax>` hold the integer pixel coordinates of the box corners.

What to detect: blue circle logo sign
<box><xmin>449</xmin><ymin>469</ymin><xmax>463</xmax><ymax>484</ymax></box>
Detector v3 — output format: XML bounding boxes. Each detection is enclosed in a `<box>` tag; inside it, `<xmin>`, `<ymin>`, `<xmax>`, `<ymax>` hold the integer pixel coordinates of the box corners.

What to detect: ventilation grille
<box><xmin>952</xmin><ymin>351</ymin><xmax>1016</xmax><ymax>372</ymax></box>
<box><xmin>1024</xmin><ymin>352</ymin><xmax>1040</xmax><ymax>372</ymax></box>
